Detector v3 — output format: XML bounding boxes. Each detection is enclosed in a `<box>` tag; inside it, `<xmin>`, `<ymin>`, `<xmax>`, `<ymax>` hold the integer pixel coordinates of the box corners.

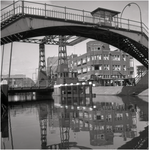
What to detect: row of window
<box><xmin>73</xmin><ymin>55</ymin><xmax>126</xmax><ymax>66</ymax></box>
<box><xmin>77</xmin><ymin>65</ymin><xmax>127</xmax><ymax>74</ymax></box>
<box><xmin>73</xmin><ymin>120</ymin><xmax>132</xmax><ymax>133</ymax></box>
<box><xmin>79</xmin><ymin>112</ymin><xmax>130</xmax><ymax>121</ymax></box>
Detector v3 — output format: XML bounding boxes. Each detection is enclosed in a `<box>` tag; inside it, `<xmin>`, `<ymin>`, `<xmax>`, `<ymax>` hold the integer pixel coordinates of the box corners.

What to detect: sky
<box><xmin>1</xmin><ymin>0</ymin><xmax>148</xmax><ymax>79</ymax></box>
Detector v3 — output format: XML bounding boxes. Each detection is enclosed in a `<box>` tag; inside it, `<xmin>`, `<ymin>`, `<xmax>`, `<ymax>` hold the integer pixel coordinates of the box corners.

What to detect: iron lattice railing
<box><xmin>8</xmin><ymin>79</ymin><xmax>53</xmax><ymax>88</ymax></box>
<box><xmin>1</xmin><ymin>1</ymin><xmax>148</xmax><ymax>36</ymax></box>
<box><xmin>135</xmin><ymin>70</ymin><xmax>148</xmax><ymax>84</ymax></box>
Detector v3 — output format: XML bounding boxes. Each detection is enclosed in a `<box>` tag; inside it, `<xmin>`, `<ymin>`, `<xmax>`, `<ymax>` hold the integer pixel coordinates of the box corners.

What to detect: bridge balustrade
<box><xmin>1</xmin><ymin>1</ymin><xmax>148</xmax><ymax>36</ymax></box>
<box><xmin>9</xmin><ymin>79</ymin><xmax>53</xmax><ymax>89</ymax></box>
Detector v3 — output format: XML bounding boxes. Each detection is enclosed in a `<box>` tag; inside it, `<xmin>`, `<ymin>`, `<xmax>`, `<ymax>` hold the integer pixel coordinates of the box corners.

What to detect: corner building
<box><xmin>68</xmin><ymin>41</ymin><xmax>134</xmax><ymax>85</ymax></box>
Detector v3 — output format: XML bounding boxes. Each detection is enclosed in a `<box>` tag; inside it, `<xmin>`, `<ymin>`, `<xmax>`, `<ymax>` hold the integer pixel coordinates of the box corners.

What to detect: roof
<box><xmin>91</xmin><ymin>7</ymin><xmax>120</xmax><ymax>17</ymax></box>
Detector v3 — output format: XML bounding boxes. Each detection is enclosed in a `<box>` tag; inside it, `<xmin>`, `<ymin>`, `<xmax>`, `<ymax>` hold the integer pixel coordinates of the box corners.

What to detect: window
<box><xmin>84</xmin><ymin>112</ymin><xmax>88</xmax><ymax>118</ymax></box>
<box><xmin>106</xmin><ymin>125</ymin><xmax>112</xmax><ymax>131</ymax></box>
<box><xmin>82</xmin><ymin>58</ymin><xmax>87</xmax><ymax>64</ymax></box>
<box><xmin>104</xmin><ymin>65</ymin><xmax>109</xmax><ymax>70</ymax></box>
<box><xmin>113</xmin><ymin>65</ymin><xmax>121</xmax><ymax>71</ymax></box>
<box><xmin>97</xmin><ymin>55</ymin><xmax>101</xmax><ymax>60</ymax></box>
<box><xmin>130</xmin><ymin>59</ymin><xmax>134</xmax><ymax>67</ymax></box>
<box><xmin>95</xmin><ymin>65</ymin><xmax>99</xmax><ymax>70</ymax></box>
<box><xmin>97</xmin><ymin>134</ymin><xmax>105</xmax><ymax>139</ymax></box>
<box><xmin>99</xmin><ymin>65</ymin><xmax>102</xmax><ymax>70</ymax></box>
<box><xmin>87</xmin><ymin>57</ymin><xmax>90</xmax><ymax>62</ymax></box>
<box><xmin>79</xmin><ymin>112</ymin><xmax>83</xmax><ymax>117</ymax></box>
<box><xmin>89</xmin><ymin>114</ymin><xmax>92</xmax><ymax>120</ymax></box>
<box><xmin>87</xmin><ymin>66</ymin><xmax>91</xmax><ymax>71</ymax></box>
<box><xmin>106</xmin><ymin>114</ymin><xmax>112</xmax><ymax>121</ymax></box>
<box><xmin>83</xmin><ymin>67</ymin><xmax>87</xmax><ymax>73</ymax></box>
<box><xmin>112</xmin><ymin>55</ymin><xmax>120</xmax><ymax>61</ymax></box>
<box><xmin>78</xmin><ymin>69</ymin><xmax>81</xmax><ymax>74</ymax></box>
<box><xmin>103</xmin><ymin>55</ymin><xmax>109</xmax><ymax>60</ymax></box>
<box><xmin>77</xmin><ymin>60</ymin><xmax>81</xmax><ymax>66</ymax></box>
<box><xmin>123</xmin><ymin>65</ymin><xmax>126</xmax><ymax>71</ymax></box>
<box><xmin>91</xmin><ymin>56</ymin><xmax>96</xmax><ymax>60</ymax></box>
<box><xmin>100</xmin><ymin>126</ymin><xmax>104</xmax><ymax>130</ymax></box>
<box><xmin>122</xmin><ymin>55</ymin><xmax>126</xmax><ymax>61</ymax></box>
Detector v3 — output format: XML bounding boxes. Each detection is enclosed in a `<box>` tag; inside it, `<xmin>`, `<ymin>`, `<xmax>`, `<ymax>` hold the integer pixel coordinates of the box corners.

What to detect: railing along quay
<box><xmin>1</xmin><ymin>1</ymin><xmax>148</xmax><ymax>36</ymax></box>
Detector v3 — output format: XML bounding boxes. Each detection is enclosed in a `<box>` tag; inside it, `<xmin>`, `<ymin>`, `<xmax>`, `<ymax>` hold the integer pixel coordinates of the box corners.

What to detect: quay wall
<box><xmin>86</xmin><ymin>86</ymin><xmax>148</xmax><ymax>96</ymax></box>
<box><xmin>88</xmin><ymin>72</ymin><xmax>148</xmax><ymax>96</ymax></box>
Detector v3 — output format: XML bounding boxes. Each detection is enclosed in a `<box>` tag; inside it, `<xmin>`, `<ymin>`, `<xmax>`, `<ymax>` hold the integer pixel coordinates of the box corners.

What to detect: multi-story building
<box><xmin>68</xmin><ymin>41</ymin><xmax>134</xmax><ymax>85</ymax></box>
<box><xmin>47</xmin><ymin>41</ymin><xmax>134</xmax><ymax>86</ymax></box>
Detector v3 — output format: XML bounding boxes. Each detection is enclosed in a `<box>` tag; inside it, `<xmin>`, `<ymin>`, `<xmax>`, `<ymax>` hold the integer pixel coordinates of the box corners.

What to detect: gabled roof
<box><xmin>91</xmin><ymin>7</ymin><xmax>120</xmax><ymax>17</ymax></box>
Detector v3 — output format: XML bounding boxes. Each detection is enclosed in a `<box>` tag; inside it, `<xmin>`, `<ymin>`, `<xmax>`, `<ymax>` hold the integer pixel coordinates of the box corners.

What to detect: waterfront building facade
<box><xmin>68</xmin><ymin>41</ymin><xmax>134</xmax><ymax>85</ymax></box>
<box><xmin>47</xmin><ymin>41</ymin><xmax>134</xmax><ymax>85</ymax></box>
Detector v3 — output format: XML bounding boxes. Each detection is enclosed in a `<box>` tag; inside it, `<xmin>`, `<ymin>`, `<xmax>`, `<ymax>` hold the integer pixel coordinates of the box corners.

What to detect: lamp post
<box><xmin>120</xmin><ymin>2</ymin><xmax>143</xmax><ymax>33</ymax></box>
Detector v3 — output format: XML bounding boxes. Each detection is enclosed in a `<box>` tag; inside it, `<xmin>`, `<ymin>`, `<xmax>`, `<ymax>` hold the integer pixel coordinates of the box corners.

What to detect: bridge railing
<box><xmin>9</xmin><ymin>79</ymin><xmax>53</xmax><ymax>89</ymax></box>
<box><xmin>1</xmin><ymin>1</ymin><xmax>148</xmax><ymax>36</ymax></box>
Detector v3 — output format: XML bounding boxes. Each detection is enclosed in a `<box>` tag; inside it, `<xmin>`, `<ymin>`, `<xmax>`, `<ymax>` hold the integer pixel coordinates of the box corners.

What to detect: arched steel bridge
<box><xmin>1</xmin><ymin>1</ymin><xmax>148</xmax><ymax>68</ymax></box>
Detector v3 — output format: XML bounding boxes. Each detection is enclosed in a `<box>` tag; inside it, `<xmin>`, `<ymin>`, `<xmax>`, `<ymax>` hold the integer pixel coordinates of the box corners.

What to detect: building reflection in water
<box><xmin>56</xmin><ymin>102</ymin><xmax>137</xmax><ymax>147</ymax></box>
<box><xmin>37</xmin><ymin>103</ymin><xmax>48</xmax><ymax>149</ymax></box>
<box><xmin>1</xmin><ymin>107</ymin><xmax>9</xmax><ymax>148</ymax></box>
<box><xmin>5</xmin><ymin>96</ymin><xmax>146</xmax><ymax>149</ymax></box>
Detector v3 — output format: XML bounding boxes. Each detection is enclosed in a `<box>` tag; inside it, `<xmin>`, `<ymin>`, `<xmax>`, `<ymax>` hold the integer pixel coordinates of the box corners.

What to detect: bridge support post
<box><xmin>1</xmin><ymin>45</ymin><xmax>4</xmax><ymax>77</ymax></box>
<box><xmin>22</xmin><ymin>1</ymin><xmax>24</xmax><ymax>15</ymax></box>
<box><xmin>1</xmin><ymin>81</ymin><xmax>8</xmax><ymax>111</ymax></box>
<box><xmin>8</xmin><ymin>42</ymin><xmax>13</xmax><ymax>85</ymax></box>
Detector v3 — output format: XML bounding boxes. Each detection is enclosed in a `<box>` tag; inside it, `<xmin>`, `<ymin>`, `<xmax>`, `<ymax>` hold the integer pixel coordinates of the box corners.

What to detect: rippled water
<box><xmin>1</xmin><ymin>94</ymin><xmax>148</xmax><ymax>149</ymax></box>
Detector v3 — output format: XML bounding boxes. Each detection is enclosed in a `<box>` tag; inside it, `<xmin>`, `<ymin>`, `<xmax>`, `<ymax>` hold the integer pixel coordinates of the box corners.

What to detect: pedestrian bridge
<box><xmin>1</xmin><ymin>1</ymin><xmax>148</xmax><ymax>68</ymax></box>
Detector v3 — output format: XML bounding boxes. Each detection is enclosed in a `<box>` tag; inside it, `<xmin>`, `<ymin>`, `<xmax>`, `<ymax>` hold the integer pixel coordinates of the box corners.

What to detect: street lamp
<box><xmin>120</xmin><ymin>2</ymin><xmax>143</xmax><ymax>33</ymax></box>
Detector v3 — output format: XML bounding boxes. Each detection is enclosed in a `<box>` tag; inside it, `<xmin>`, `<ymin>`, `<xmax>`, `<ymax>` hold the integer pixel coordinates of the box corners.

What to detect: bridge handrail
<box><xmin>1</xmin><ymin>1</ymin><xmax>148</xmax><ymax>37</ymax></box>
<box><xmin>8</xmin><ymin>79</ymin><xmax>53</xmax><ymax>89</ymax></box>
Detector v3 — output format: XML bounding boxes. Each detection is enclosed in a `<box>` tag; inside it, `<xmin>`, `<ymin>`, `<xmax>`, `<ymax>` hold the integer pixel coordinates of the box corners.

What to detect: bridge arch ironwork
<box><xmin>1</xmin><ymin>1</ymin><xmax>148</xmax><ymax>68</ymax></box>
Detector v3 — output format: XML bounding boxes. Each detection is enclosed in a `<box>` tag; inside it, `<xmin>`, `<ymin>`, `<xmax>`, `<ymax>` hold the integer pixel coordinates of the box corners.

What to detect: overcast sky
<box><xmin>1</xmin><ymin>0</ymin><xmax>148</xmax><ymax>79</ymax></box>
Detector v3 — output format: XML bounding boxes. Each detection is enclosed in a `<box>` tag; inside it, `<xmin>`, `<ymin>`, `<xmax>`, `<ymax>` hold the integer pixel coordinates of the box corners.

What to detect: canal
<box><xmin>1</xmin><ymin>94</ymin><xmax>148</xmax><ymax>149</ymax></box>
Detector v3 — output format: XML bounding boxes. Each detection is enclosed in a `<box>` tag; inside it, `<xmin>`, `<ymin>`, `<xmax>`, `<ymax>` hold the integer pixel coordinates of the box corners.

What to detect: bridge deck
<box><xmin>1</xmin><ymin>1</ymin><xmax>148</xmax><ymax>37</ymax></box>
<box><xmin>8</xmin><ymin>86</ymin><xmax>54</xmax><ymax>93</ymax></box>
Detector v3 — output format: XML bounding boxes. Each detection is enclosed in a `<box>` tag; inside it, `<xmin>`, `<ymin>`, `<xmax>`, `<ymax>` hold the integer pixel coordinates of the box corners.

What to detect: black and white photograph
<box><xmin>1</xmin><ymin>0</ymin><xmax>148</xmax><ymax>149</ymax></box>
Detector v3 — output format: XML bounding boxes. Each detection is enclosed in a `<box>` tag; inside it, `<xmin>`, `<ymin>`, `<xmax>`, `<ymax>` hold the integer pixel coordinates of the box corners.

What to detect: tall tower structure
<box><xmin>38</xmin><ymin>43</ymin><xmax>48</xmax><ymax>86</ymax></box>
<box><xmin>56</xmin><ymin>36</ymin><xmax>69</xmax><ymax>84</ymax></box>
<box><xmin>37</xmin><ymin>103</ymin><xmax>48</xmax><ymax>149</ymax></box>
<box><xmin>56</xmin><ymin>35</ymin><xmax>78</xmax><ymax>85</ymax></box>
<box><xmin>59</xmin><ymin>107</ymin><xmax>70</xmax><ymax>149</ymax></box>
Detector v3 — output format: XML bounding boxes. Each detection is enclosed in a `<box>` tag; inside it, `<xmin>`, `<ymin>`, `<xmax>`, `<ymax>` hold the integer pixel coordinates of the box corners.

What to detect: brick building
<box><xmin>68</xmin><ymin>41</ymin><xmax>134</xmax><ymax>85</ymax></box>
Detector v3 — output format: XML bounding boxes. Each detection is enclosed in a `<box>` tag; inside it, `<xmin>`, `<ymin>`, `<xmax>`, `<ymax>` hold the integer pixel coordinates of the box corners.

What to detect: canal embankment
<box><xmin>86</xmin><ymin>71</ymin><xmax>148</xmax><ymax>97</ymax></box>
<box><xmin>86</xmin><ymin>85</ymin><xmax>148</xmax><ymax>96</ymax></box>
